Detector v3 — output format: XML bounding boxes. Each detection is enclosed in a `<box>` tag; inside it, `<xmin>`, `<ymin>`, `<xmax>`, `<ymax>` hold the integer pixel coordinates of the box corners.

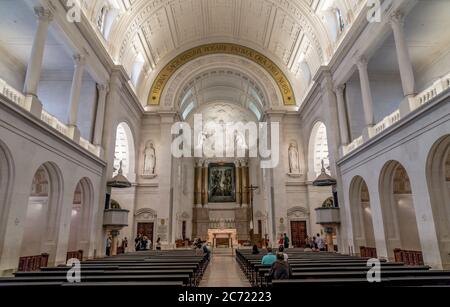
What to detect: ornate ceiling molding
<box><xmin>148</xmin><ymin>43</ymin><xmax>296</xmax><ymax>106</ymax></box>
<box><xmin>161</xmin><ymin>54</ymin><xmax>281</xmax><ymax>110</ymax></box>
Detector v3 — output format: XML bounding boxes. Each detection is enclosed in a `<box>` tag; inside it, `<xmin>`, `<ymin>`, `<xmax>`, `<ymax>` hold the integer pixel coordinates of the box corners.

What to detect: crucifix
<box><xmin>245</xmin><ymin>184</ymin><xmax>259</xmax><ymax>244</ymax></box>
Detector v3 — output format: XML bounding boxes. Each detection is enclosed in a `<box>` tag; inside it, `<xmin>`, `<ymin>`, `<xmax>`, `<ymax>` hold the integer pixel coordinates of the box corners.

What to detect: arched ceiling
<box><xmin>178</xmin><ymin>68</ymin><xmax>266</xmax><ymax>120</ymax></box>
<box><xmin>79</xmin><ymin>0</ymin><xmax>363</xmax><ymax>107</ymax></box>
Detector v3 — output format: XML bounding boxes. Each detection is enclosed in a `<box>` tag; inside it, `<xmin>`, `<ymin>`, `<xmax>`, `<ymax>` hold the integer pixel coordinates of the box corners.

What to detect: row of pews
<box><xmin>236</xmin><ymin>248</ymin><xmax>450</xmax><ymax>287</ymax></box>
<box><xmin>0</xmin><ymin>250</ymin><xmax>209</xmax><ymax>288</ymax></box>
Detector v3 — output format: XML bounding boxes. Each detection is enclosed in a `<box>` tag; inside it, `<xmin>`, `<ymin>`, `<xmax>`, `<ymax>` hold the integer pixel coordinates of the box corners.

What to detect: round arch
<box><xmin>113</xmin><ymin>122</ymin><xmax>136</xmax><ymax>182</ymax></box>
<box><xmin>426</xmin><ymin>134</ymin><xmax>450</xmax><ymax>267</ymax></box>
<box><xmin>20</xmin><ymin>161</ymin><xmax>64</xmax><ymax>264</ymax></box>
<box><xmin>159</xmin><ymin>54</ymin><xmax>282</xmax><ymax>111</ymax></box>
<box><xmin>379</xmin><ymin>160</ymin><xmax>421</xmax><ymax>259</ymax></box>
<box><xmin>308</xmin><ymin>121</ymin><xmax>330</xmax><ymax>178</ymax></box>
<box><xmin>147</xmin><ymin>43</ymin><xmax>296</xmax><ymax>106</ymax></box>
<box><xmin>349</xmin><ymin>176</ymin><xmax>376</xmax><ymax>254</ymax></box>
<box><xmin>0</xmin><ymin>140</ymin><xmax>14</xmax><ymax>258</ymax></box>
<box><xmin>67</xmin><ymin>177</ymin><xmax>95</xmax><ymax>257</ymax></box>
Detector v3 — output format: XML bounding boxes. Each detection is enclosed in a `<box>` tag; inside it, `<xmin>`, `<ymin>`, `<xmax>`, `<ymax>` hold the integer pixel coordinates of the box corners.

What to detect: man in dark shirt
<box><xmin>269</xmin><ymin>252</ymin><xmax>292</xmax><ymax>280</ymax></box>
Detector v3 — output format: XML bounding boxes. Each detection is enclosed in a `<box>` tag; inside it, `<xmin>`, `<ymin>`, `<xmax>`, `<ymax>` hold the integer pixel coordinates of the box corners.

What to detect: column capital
<box><xmin>389</xmin><ymin>11</ymin><xmax>405</xmax><ymax>27</ymax></box>
<box><xmin>97</xmin><ymin>83</ymin><xmax>110</xmax><ymax>93</ymax></box>
<box><xmin>356</xmin><ymin>57</ymin><xmax>368</xmax><ymax>70</ymax></box>
<box><xmin>73</xmin><ymin>54</ymin><xmax>86</xmax><ymax>66</ymax></box>
<box><xmin>142</xmin><ymin>63</ymin><xmax>151</xmax><ymax>76</ymax></box>
<box><xmin>334</xmin><ymin>84</ymin><xmax>345</xmax><ymax>94</ymax></box>
<box><xmin>320</xmin><ymin>74</ymin><xmax>334</xmax><ymax>92</ymax></box>
<box><xmin>34</xmin><ymin>6</ymin><xmax>53</xmax><ymax>22</ymax></box>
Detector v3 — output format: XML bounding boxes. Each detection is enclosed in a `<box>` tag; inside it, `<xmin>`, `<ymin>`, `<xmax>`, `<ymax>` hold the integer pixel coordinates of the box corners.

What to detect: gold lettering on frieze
<box><xmin>148</xmin><ymin>43</ymin><xmax>296</xmax><ymax>106</ymax></box>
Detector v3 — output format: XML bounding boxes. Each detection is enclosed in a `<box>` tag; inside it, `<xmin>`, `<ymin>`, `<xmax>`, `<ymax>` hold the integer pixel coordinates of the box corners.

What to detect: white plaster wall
<box><xmin>68</xmin><ymin>205</ymin><xmax>81</xmax><ymax>251</ymax></box>
<box><xmin>338</xmin><ymin>95</ymin><xmax>450</xmax><ymax>267</ymax></box>
<box><xmin>416</xmin><ymin>51</ymin><xmax>450</xmax><ymax>92</ymax></box>
<box><xmin>394</xmin><ymin>194</ymin><xmax>421</xmax><ymax>251</ymax></box>
<box><xmin>370</xmin><ymin>75</ymin><xmax>404</xmax><ymax>122</ymax></box>
<box><xmin>0</xmin><ymin>98</ymin><xmax>105</xmax><ymax>275</ymax></box>
<box><xmin>345</xmin><ymin>78</ymin><xmax>366</xmax><ymax>140</ymax></box>
<box><xmin>37</xmin><ymin>71</ymin><xmax>97</xmax><ymax>140</ymax></box>
<box><xmin>0</xmin><ymin>47</ymin><xmax>25</xmax><ymax>92</ymax></box>
<box><xmin>345</xmin><ymin>74</ymin><xmax>404</xmax><ymax>139</ymax></box>
<box><xmin>21</xmin><ymin>198</ymin><xmax>47</xmax><ymax>257</ymax></box>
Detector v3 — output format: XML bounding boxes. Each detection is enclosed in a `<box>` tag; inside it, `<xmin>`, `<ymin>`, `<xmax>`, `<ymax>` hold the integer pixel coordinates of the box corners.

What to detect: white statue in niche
<box><xmin>142</xmin><ymin>142</ymin><xmax>157</xmax><ymax>178</ymax></box>
<box><xmin>288</xmin><ymin>143</ymin><xmax>300</xmax><ymax>174</ymax></box>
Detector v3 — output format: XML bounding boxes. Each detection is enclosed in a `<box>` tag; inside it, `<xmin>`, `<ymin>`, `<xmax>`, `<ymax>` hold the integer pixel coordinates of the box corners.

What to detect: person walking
<box><xmin>278</xmin><ymin>234</ymin><xmax>284</xmax><ymax>249</ymax></box>
<box><xmin>106</xmin><ymin>236</ymin><xmax>112</xmax><ymax>256</ymax></box>
<box><xmin>156</xmin><ymin>237</ymin><xmax>162</xmax><ymax>250</ymax></box>
<box><xmin>135</xmin><ymin>234</ymin><xmax>142</xmax><ymax>251</ymax></box>
<box><xmin>283</xmin><ymin>233</ymin><xmax>290</xmax><ymax>249</ymax></box>
<box><xmin>316</xmin><ymin>233</ymin><xmax>326</xmax><ymax>251</ymax></box>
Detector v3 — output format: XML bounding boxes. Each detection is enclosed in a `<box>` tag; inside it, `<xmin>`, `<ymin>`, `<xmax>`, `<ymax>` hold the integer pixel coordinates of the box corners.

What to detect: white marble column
<box><xmin>334</xmin><ymin>85</ymin><xmax>350</xmax><ymax>146</ymax></box>
<box><xmin>356</xmin><ymin>58</ymin><xmax>375</xmax><ymax>140</ymax></box>
<box><xmin>264</xmin><ymin>111</ymin><xmax>286</xmax><ymax>245</ymax></box>
<box><xmin>159</xmin><ymin>113</ymin><xmax>177</xmax><ymax>244</ymax></box>
<box><xmin>93</xmin><ymin>84</ymin><xmax>109</xmax><ymax>150</ymax></box>
<box><xmin>390</xmin><ymin>11</ymin><xmax>417</xmax><ymax>115</ymax></box>
<box><xmin>320</xmin><ymin>73</ymin><xmax>346</xmax><ymax>253</ymax></box>
<box><xmin>67</xmin><ymin>54</ymin><xmax>86</xmax><ymax>143</ymax></box>
<box><xmin>23</xmin><ymin>6</ymin><xmax>53</xmax><ymax>117</ymax></box>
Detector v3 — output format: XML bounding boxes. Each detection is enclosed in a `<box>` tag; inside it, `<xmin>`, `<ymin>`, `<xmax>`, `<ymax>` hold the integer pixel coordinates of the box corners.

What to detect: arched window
<box><xmin>249</xmin><ymin>102</ymin><xmax>261</xmax><ymax>120</ymax></box>
<box><xmin>335</xmin><ymin>8</ymin><xmax>345</xmax><ymax>32</ymax></box>
<box><xmin>309</xmin><ymin>122</ymin><xmax>330</xmax><ymax>177</ymax></box>
<box><xmin>131</xmin><ymin>53</ymin><xmax>145</xmax><ymax>87</ymax></box>
<box><xmin>182</xmin><ymin>101</ymin><xmax>194</xmax><ymax>120</ymax></box>
<box><xmin>113</xmin><ymin>123</ymin><xmax>135</xmax><ymax>181</ymax></box>
<box><xmin>97</xmin><ymin>6</ymin><xmax>108</xmax><ymax>35</ymax></box>
<box><xmin>97</xmin><ymin>2</ymin><xmax>119</xmax><ymax>40</ymax></box>
<box><xmin>300</xmin><ymin>60</ymin><xmax>312</xmax><ymax>85</ymax></box>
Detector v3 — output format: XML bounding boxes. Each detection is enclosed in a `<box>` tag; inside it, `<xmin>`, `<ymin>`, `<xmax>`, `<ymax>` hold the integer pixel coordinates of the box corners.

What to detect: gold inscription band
<box><xmin>148</xmin><ymin>43</ymin><xmax>296</xmax><ymax>106</ymax></box>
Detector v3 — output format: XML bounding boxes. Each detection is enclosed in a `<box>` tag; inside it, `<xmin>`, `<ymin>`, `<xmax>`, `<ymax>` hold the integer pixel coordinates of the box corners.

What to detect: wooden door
<box><xmin>137</xmin><ymin>223</ymin><xmax>154</xmax><ymax>241</ymax></box>
<box><xmin>290</xmin><ymin>221</ymin><xmax>307</xmax><ymax>248</ymax></box>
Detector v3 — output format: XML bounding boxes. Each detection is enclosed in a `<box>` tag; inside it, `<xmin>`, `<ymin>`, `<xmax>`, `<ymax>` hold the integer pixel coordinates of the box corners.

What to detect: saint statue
<box><xmin>288</xmin><ymin>143</ymin><xmax>300</xmax><ymax>173</ymax></box>
<box><xmin>143</xmin><ymin>142</ymin><xmax>156</xmax><ymax>175</ymax></box>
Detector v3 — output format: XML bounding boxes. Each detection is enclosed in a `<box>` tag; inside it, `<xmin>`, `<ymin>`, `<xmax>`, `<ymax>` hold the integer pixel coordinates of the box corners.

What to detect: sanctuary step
<box><xmin>212</xmin><ymin>248</ymin><xmax>234</xmax><ymax>256</ymax></box>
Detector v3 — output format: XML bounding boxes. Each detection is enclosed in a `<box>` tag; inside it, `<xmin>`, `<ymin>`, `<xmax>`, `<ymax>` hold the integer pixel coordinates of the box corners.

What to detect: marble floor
<box><xmin>199</xmin><ymin>252</ymin><xmax>251</xmax><ymax>287</ymax></box>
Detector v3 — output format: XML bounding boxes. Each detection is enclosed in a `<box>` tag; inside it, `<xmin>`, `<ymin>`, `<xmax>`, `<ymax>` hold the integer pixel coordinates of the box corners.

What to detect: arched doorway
<box><xmin>349</xmin><ymin>176</ymin><xmax>376</xmax><ymax>256</ymax></box>
<box><xmin>426</xmin><ymin>135</ymin><xmax>450</xmax><ymax>267</ymax></box>
<box><xmin>67</xmin><ymin>178</ymin><xmax>94</xmax><ymax>260</ymax></box>
<box><xmin>0</xmin><ymin>141</ymin><xmax>13</xmax><ymax>259</ymax></box>
<box><xmin>379</xmin><ymin>161</ymin><xmax>421</xmax><ymax>259</ymax></box>
<box><xmin>20</xmin><ymin>162</ymin><xmax>63</xmax><ymax>266</ymax></box>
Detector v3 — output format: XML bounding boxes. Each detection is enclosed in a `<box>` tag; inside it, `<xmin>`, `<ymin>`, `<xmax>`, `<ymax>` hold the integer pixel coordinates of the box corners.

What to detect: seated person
<box><xmin>261</xmin><ymin>247</ymin><xmax>277</xmax><ymax>266</ymax></box>
<box><xmin>252</xmin><ymin>244</ymin><xmax>259</xmax><ymax>255</ymax></box>
<box><xmin>278</xmin><ymin>245</ymin><xmax>288</xmax><ymax>261</ymax></box>
<box><xmin>269</xmin><ymin>253</ymin><xmax>293</xmax><ymax>280</ymax></box>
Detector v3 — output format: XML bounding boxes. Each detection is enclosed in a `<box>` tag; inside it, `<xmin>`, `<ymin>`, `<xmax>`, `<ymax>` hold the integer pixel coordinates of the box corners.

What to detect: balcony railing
<box><xmin>416</xmin><ymin>72</ymin><xmax>450</xmax><ymax>107</ymax></box>
<box><xmin>344</xmin><ymin>71</ymin><xmax>450</xmax><ymax>155</ymax></box>
<box><xmin>0</xmin><ymin>78</ymin><xmax>100</xmax><ymax>157</ymax></box>
<box><xmin>41</xmin><ymin>109</ymin><xmax>70</xmax><ymax>137</ymax></box>
<box><xmin>0</xmin><ymin>78</ymin><xmax>26</xmax><ymax>109</ymax></box>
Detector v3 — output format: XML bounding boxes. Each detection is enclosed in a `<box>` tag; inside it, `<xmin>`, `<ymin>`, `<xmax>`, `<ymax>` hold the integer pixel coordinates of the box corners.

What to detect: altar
<box><xmin>207</xmin><ymin>229</ymin><xmax>238</xmax><ymax>248</ymax></box>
